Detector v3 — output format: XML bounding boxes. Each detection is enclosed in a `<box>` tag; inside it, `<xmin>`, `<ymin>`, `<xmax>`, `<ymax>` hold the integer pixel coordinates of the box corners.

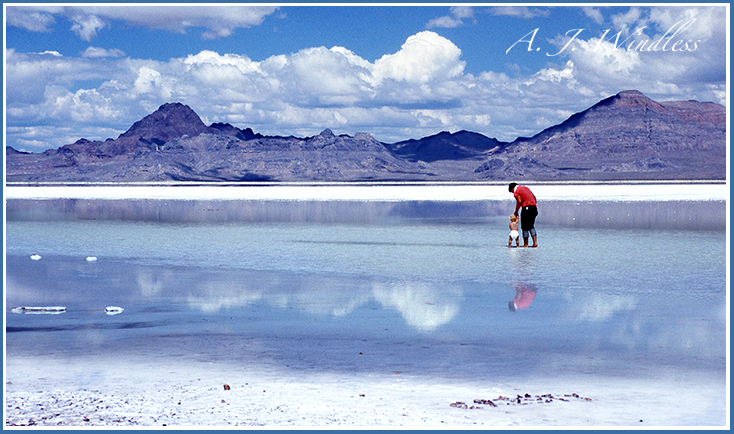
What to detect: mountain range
<box><xmin>5</xmin><ymin>90</ymin><xmax>726</xmax><ymax>182</ymax></box>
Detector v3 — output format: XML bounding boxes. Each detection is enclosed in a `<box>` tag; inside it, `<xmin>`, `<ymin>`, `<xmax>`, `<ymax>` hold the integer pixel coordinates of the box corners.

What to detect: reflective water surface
<box><xmin>5</xmin><ymin>198</ymin><xmax>727</xmax><ymax>382</ymax></box>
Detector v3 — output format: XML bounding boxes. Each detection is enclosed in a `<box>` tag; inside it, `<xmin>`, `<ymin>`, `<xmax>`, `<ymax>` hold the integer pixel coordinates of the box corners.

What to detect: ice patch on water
<box><xmin>105</xmin><ymin>306</ymin><xmax>124</xmax><ymax>315</ymax></box>
<box><xmin>11</xmin><ymin>306</ymin><xmax>66</xmax><ymax>314</ymax></box>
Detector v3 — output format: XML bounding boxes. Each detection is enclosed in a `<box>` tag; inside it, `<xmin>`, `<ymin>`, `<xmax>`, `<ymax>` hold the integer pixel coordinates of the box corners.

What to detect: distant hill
<box><xmin>5</xmin><ymin>90</ymin><xmax>726</xmax><ymax>182</ymax></box>
<box><xmin>386</xmin><ymin>130</ymin><xmax>507</xmax><ymax>163</ymax></box>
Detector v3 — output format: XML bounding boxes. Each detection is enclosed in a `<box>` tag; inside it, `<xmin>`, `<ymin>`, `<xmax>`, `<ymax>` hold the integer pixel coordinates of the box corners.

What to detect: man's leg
<box><xmin>529</xmin><ymin>227</ymin><xmax>538</xmax><ymax>247</ymax></box>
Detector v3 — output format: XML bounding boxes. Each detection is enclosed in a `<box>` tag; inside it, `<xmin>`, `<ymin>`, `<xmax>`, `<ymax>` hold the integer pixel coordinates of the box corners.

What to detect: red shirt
<box><xmin>513</xmin><ymin>288</ymin><xmax>536</xmax><ymax>310</ymax></box>
<box><xmin>514</xmin><ymin>186</ymin><xmax>537</xmax><ymax>207</ymax></box>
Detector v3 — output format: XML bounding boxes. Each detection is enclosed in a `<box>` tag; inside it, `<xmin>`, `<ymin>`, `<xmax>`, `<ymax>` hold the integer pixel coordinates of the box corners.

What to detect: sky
<box><xmin>4</xmin><ymin>3</ymin><xmax>729</xmax><ymax>153</ymax></box>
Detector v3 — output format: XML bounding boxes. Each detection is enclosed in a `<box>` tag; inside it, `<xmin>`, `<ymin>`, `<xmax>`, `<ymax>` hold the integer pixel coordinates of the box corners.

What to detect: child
<box><xmin>508</xmin><ymin>215</ymin><xmax>520</xmax><ymax>247</ymax></box>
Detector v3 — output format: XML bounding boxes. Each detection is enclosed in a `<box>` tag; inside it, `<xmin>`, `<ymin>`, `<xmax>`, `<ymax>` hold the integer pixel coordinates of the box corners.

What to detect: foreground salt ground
<box><xmin>4</xmin><ymin>354</ymin><xmax>726</xmax><ymax>428</ymax></box>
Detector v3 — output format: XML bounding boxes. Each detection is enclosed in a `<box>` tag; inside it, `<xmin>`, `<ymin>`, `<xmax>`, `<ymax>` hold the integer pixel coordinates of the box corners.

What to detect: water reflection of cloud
<box><xmin>651</xmin><ymin>317</ymin><xmax>726</xmax><ymax>359</ymax></box>
<box><xmin>136</xmin><ymin>268</ymin><xmax>173</xmax><ymax>297</ymax></box>
<box><xmin>190</xmin><ymin>281</ymin><xmax>264</xmax><ymax>313</ymax></box>
<box><xmin>372</xmin><ymin>282</ymin><xmax>462</xmax><ymax>331</ymax></box>
<box><xmin>561</xmin><ymin>290</ymin><xmax>725</xmax><ymax>360</ymax></box>
<box><xmin>564</xmin><ymin>291</ymin><xmax>638</xmax><ymax>322</ymax></box>
<box><xmin>287</xmin><ymin>281</ymin><xmax>374</xmax><ymax>317</ymax></box>
<box><xmin>175</xmin><ymin>271</ymin><xmax>463</xmax><ymax>332</ymax></box>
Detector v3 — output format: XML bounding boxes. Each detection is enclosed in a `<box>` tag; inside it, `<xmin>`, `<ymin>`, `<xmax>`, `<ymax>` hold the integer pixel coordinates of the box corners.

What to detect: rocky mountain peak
<box><xmin>119</xmin><ymin>102</ymin><xmax>209</xmax><ymax>143</ymax></box>
<box><xmin>598</xmin><ymin>89</ymin><xmax>665</xmax><ymax>111</ymax></box>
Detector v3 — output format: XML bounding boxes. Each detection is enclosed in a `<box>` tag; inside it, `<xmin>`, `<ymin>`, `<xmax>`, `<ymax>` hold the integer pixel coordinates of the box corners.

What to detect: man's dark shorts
<box><xmin>521</xmin><ymin>205</ymin><xmax>538</xmax><ymax>237</ymax></box>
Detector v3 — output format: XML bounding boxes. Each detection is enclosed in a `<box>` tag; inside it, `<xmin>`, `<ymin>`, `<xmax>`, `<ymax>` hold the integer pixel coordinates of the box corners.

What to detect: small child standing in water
<box><xmin>508</xmin><ymin>215</ymin><xmax>520</xmax><ymax>247</ymax></box>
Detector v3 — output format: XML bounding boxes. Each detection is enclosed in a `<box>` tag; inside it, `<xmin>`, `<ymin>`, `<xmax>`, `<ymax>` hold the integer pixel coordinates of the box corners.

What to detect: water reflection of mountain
<box><xmin>7</xmin><ymin>198</ymin><xmax>725</xmax><ymax>230</ymax></box>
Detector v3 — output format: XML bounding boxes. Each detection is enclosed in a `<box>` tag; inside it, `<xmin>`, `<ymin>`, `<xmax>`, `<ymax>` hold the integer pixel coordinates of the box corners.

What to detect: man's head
<box><xmin>508</xmin><ymin>182</ymin><xmax>518</xmax><ymax>193</ymax></box>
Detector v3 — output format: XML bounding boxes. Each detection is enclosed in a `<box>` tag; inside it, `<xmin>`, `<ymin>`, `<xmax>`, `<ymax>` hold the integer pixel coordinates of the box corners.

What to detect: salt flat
<box><xmin>3</xmin><ymin>182</ymin><xmax>728</xmax><ymax>201</ymax></box>
<box><xmin>4</xmin><ymin>181</ymin><xmax>728</xmax><ymax>429</ymax></box>
<box><xmin>4</xmin><ymin>347</ymin><xmax>726</xmax><ymax>428</ymax></box>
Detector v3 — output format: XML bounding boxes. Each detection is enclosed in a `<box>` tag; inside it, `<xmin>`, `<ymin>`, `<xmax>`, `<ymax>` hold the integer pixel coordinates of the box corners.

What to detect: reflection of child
<box><xmin>508</xmin><ymin>215</ymin><xmax>520</xmax><ymax>247</ymax></box>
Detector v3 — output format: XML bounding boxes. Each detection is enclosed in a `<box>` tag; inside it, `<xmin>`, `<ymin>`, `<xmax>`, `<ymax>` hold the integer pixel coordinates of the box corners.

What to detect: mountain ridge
<box><xmin>5</xmin><ymin>90</ymin><xmax>726</xmax><ymax>182</ymax></box>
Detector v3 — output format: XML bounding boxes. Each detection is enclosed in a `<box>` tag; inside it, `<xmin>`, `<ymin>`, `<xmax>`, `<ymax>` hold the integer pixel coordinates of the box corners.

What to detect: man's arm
<box><xmin>514</xmin><ymin>195</ymin><xmax>522</xmax><ymax>215</ymax></box>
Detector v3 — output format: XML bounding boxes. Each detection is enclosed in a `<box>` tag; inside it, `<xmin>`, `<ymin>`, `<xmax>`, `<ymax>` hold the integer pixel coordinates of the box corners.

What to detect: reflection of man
<box><xmin>508</xmin><ymin>285</ymin><xmax>536</xmax><ymax>311</ymax></box>
<box><xmin>509</xmin><ymin>182</ymin><xmax>538</xmax><ymax>248</ymax></box>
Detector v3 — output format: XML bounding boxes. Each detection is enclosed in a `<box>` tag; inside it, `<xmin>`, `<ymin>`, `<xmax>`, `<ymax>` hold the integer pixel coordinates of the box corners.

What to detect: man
<box><xmin>509</xmin><ymin>182</ymin><xmax>538</xmax><ymax>248</ymax></box>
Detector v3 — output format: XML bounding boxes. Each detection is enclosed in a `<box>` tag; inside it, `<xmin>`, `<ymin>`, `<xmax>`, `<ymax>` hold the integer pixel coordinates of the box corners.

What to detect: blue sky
<box><xmin>4</xmin><ymin>4</ymin><xmax>728</xmax><ymax>152</ymax></box>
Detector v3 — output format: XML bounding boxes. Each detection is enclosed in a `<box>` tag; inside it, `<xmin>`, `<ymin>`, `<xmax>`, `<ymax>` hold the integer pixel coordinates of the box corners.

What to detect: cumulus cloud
<box><xmin>373</xmin><ymin>31</ymin><xmax>465</xmax><ymax>84</ymax></box>
<box><xmin>4</xmin><ymin>6</ymin><xmax>727</xmax><ymax>152</ymax></box>
<box><xmin>538</xmin><ymin>5</ymin><xmax>726</xmax><ymax>97</ymax></box>
<box><xmin>5</xmin><ymin>30</ymin><xmax>473</xmax><ymax>149</ymax></box>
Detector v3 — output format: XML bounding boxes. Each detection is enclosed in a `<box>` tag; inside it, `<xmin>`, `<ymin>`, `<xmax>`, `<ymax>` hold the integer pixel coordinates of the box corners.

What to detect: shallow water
<box><xmin>5</xmin><ymin>198</ymin><xmax>727</xmax><ymax>385</ymax></box>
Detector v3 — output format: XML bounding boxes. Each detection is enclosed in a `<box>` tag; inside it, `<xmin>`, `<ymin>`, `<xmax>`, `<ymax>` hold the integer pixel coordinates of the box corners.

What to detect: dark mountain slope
<box><xmin>386</xmin><ymin>130</ymin><xmax>507</xmax><ymax>162</ymax></box>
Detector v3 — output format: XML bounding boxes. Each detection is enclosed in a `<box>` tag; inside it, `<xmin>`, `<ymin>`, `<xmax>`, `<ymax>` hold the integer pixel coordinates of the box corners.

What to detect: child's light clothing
<box><xmin>510</xmin><ymin>230</ymin><xmax>519</xmax><ymax>240</ymax></box>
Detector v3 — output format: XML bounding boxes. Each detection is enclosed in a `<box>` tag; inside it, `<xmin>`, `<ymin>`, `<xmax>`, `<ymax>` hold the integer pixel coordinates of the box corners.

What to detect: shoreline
<box><xmin>4</xmin><ymin>179</ymin><xmax>726</xmax><ymax>186</ymax></box>
<box><xmin>4</xmin><ymin>182</ymin><xmax>728</xmax><ymax>202</ymax></box>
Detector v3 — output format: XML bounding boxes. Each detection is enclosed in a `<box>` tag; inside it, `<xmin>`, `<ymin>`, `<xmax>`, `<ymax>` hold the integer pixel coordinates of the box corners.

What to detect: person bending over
<box><xmin>508</xmin><ymin>182</ymin><xmax>538</xmax><ymax>248</ymax></box>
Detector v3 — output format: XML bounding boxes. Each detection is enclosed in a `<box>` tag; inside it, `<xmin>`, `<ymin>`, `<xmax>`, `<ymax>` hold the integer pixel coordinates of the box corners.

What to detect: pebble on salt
<box><xmin>30</xmin><ymin>254</ymin><xmax>41</xmax><ymax>260</ymax></box>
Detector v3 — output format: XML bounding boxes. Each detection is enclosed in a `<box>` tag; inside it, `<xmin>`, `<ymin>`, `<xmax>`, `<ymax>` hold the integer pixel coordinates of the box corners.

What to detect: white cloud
<box><xmin>6</xmin><ymin>5</ymin><xmax>279</xmax><ymax>40</ymax></box>
<box><xmin>427</xmin><ymin>15</ymin><xmax>463</xmax><ymax>29</ymax></box>
<box><xmin>491</xmin><ymin>6</ymin><xmax>550</xmax><ymax>19</ymax></box>
<box><xmin>82</xmin><ymin>46</ymin><xmax>125</xmax><ymax>58</ymax></box>
<box><xmin>567</xmin><ymin>38</ymin><xmax>641</xmax><ymax>80</ymax></box>
<box><xmin>427</xmin><ymin>6</ymin><xmax>475</xmax><ymax>29</ymax></box>
<box><xmin>5</xmin><ymin>6</ymin><xmax>61</xmax><ymax>32</ymax></box>
<box><xmin>100</xmin><ymin>5</ymin><xmax>279</xmax><ymax>35</ymax></box>
<box><xmin>286</xmin><ymin>46</ymin><xmax>373</xmax><ymax>103</ymax></box>
<box><xmin>648</xmin><ymin>6</ymin><xmax>717</xmax><ymax>40</ymax></box>
<box><xmin>527</xmin><ymin>60</ymin><xmax>577</xmax><ymax>84</ymax></box>
<box><xmin>543</xmin><ymin>5</ymin><xmax>726</xmax><ymax>98</ymax></box>
<box><xmin>451</xmin><ymin>6</ymin><xmax>475</xmax><ymax>20</ymax></box>
<box><xmin>372</xmin><ymin>31</ymin><xmax>465</xmax><ymax>84</ymax></box>
<box><xmin>4</xmin><ymin>8</ymin><xmax>727</xmax><ymax>153</ymax></box>
<box><xmin>184</xmin><ymin>50</ymin><xmax>262</xmax><ymax>75</ymax></box>
<box><xmin>582</xmin><ymin>7</ymin><xmax>605</xmax><ymax>25</ymax></box>
<box><xmin>610</xmin><ymin>6</ymin><xmax>646</xmax><ymax>34</ymax></box>
<box><xmin>70</xmin><ymin>12</ymin><xmax>107</xmax><ymax>41</ymax></box>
